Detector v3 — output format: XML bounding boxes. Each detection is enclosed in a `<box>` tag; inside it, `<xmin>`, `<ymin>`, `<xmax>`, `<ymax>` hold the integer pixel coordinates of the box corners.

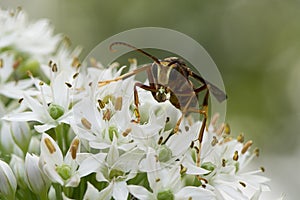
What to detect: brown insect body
<box><xmin>98</xmin><ymin>42</ymin><xmax>227</xmax><ymax>166</ymax></box>
<box><xmin>149</xmin><ymin>57</ymin><xmax>198</xmax><ymax>111</ymax></box>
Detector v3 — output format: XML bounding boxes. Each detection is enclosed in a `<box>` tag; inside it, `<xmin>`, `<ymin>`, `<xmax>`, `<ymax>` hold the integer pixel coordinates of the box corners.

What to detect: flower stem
<box><xmin>55</xmin><ymin>124</ymin><xmax>65</xmax><ymax>154</ymax></box>
<box><xmin>53</xmin><ymin>183</ymin><xmax>63</xmax><ymax>200</ymax></box>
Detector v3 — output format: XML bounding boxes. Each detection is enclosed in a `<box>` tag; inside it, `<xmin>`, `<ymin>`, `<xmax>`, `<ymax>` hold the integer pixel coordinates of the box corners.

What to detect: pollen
<box><xmin>44</xmin><ymin>138</ymin><xmax>56</xmax><ymax>154</ymax></box>
<box><xmin>65</xmin><ymin>82</ymin><xmax>72</xmax><ymax>88</ymax></box>
<box><xmin>237</xmin><ymin>133</ymin><xmax>244</xmax><ymax>143</ymax></box>
<box><xmin>222</xmin><ymin>158</ymin><xmax>226</xmax><ymax>167</ymax></box>
<box><xmin>70</xmin><ymin>138</ymin><xmax>80</xmax><ymax>159</ymax></box>
<box><xmin>81</xmin><ymin>117</ymin><xmax>92</xmax><ymax>130</ymax></box>
<box><xmin>233</xmin><ymin>151</ymin><xmax>239</xmax><ymax>161</ymax></box>
<box><xmin>224</xmin><ymin>123</ymin><xmax>231</xmax><ymax>135</ymax></box>
<box><xmin>211</xmin><ymin>136</ymin><xmax>218</xmax><ymax>146</ymax></box>
<box><xmin>254</xmin><ymin>148</ymin><xmax>260</xmax><ymax>157</ymax></box>
<box><xmin>98</xmin><ymin>99</ymin><xmax>105</xmax><ymax>109</ymax></box>
<box><xmin>72</xmin><ymin>57</ymin><xmax>81</xmax><ymax>68</ymax></box>
<box><xmin>239</xmin><ymin>181</ymin><xmax>246</xmax><ymax>187</ymax></box>
<box><xmin>122</xmin><ymin>128</ymin><xmax>132</xmax><ymax>137</ymax></box>
<box><xmin>18</xmin><ymin>98</ymin><xmax>24</xmax><ymax>103</ymax></box>
<box><xmin>241</xmin><ymin>140</ymin><xmax>253</xmax><ymax>154</ymax></box>
<box><xmin>73</xmin><ymin>72</ymin><xmax>79</xmax><ymax>79</ymax></box>
<box><xmin>114</xmin><ymin>96</ymin><xmax>122</xmax><ymax>111</ymax></box>
<box><xmin>103</xmin><ymin>109</ymin><xmax>111</xmax><ymax>121</ymax></box>
<box><xmin>51</xmin><ymin>63</ymin><xmax>58</xmax><ymax>72</ymax></box>
<box><xmin>0</xmin><ymin>58</ymin><xmax>3</xmax><ymax>68</ymax></box>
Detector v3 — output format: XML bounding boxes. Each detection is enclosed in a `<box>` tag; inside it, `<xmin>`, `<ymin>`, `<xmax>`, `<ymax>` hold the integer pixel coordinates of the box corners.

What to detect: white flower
<box><xmin>3</xmin><ymin>70</ymin><xmax>75</xmax><ymax>132</ymax></box>
<box><xmin>0</xmin><ymin>8</ymin><xmax>61</xmax><ymax>59</ymax></box>
<box><xmin>129</xmin><ymin>149</ymin><xmax>215</xmax><ymax>200</ymax></box>
<box><xmin>0</xmin><ymin>159</ymin><xmax>17</xmax><ymax>200</ymax></box>
<box><xmin>82</xmin><ymin>139</ymin><xmax>143</xmax><ymax>200</ymax></box>
<box><xmin>0</xmin><ymin>52</ymin><xmax>35</xmax><ymax>99</ymax></box>
<box><xmin>39</xmin><ymin>133</ymin><xmax>81</xmax><ymax>187</ymax></box>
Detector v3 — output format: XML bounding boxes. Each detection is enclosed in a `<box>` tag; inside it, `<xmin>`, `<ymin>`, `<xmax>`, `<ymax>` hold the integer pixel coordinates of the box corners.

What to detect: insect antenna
<box><xmin>110</xmin><ymin>42</ymin><xmax>161</xmax><ymax>64</ymax></box>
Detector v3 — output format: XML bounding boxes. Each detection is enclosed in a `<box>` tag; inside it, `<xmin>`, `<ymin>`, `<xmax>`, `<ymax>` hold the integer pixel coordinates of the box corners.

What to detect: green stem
<box><xmin>39</xmin><ymin>190</ymin><xmax>48</xmax><ymax>200</ymax></box>
<box><xmin>55</xmin><ymin>124</ymin><xmax>65</xmax><ymax>154</ymax></box>
<box><xmin>53</xmin><ymin>183</ymin><xmax>63</xmax><ymax>200</ymax></box>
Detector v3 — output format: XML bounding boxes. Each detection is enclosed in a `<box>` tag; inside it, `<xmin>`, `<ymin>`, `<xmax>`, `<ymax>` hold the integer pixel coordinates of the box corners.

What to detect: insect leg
<box><xmin>187</xmin><ymin>87</ymin><xmax>210</xmax><ymax>166</ymax></box>
<box><xmin>132</xmin><ymin>82</ymin><xmax>156</xmax><ymax>124</ymax></box>
<box><xmin>98</xmin><ymin>65</ymin><xmax>151</xmax><ymax>87</ymax></box>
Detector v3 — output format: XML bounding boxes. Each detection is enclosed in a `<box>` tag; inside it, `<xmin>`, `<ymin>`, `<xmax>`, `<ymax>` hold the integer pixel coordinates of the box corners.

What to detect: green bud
<box><xmin>56</xmin><ymin>164</ymin><xmax>71</xmax><ymax>180</ymax></box>
<box><xmin>201</xmin><ymin>162</ymin><xmax>215</xmax><ymax>174</ymax></box>
<box><xmin>158</xmin><ymin>145</ymin><xmax>172</xmax><ymax>162</ymax></box>
<box><xmin>157</xmin><ymin>190</ymin><xmax>174</xmax><ymax>200</ymax></box>
<box><xmin>109</xmin><ymin>169</ymin><xmax>124</xmax><ymax>180</ymax></box>
<box><xmin>48</xmin><ymin>104</ymin><xmax>65</xmax><ymax>120</ymax></box>
<box><xmin>16</xmin><ymin>59</ymin><xmax>40</xmax><ymax>78</ymax></box>
<box><xmin>108</xmin><ymin>126</ymin><xmax>118</xmax><ymax>141</ymax></box>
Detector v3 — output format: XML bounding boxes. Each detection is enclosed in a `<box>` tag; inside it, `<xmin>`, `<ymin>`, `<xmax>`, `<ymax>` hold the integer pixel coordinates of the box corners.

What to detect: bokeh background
<box><xmin>2</xmin><ymin>0</ymin><xmax>299</xmax><ymax>199</ymax></box>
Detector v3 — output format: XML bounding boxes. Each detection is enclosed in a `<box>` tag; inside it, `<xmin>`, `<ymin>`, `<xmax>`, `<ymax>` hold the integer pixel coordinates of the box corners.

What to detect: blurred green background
<box><xmin>2</xmin><ymin>0</ymin><xmax>299</xmax><ymax>198</ymax></box>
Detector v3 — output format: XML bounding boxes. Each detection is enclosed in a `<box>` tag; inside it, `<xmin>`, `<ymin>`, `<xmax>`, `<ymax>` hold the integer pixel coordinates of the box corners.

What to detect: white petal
<box><xmin>128</xmin><ymin>185</ymin><xmax>153</xmax><ymax>200</ymax></box>
<box><xmin>112</xmin><ymin>181</ymin><xmax>129</xmax><ymax>200</ymax></box>
<box><xmin>77</xmin><ymin>153</ymin><xmax>106</xmax><ymax>178</ymax></box>
<box><xmin>175</xmin><ymin>186</ymin><xmax>215</xmax><ymax>200</ymax></box>
<box><xmin>40</xmin><ymin>133</ymin><xmax>63</xmax><ymax>166</ymax></box>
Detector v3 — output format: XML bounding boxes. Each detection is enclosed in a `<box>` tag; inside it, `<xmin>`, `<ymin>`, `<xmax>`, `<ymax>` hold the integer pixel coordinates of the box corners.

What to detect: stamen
<box><xmin>0</xmin><ymin>58</ymin><xmax>3</xmax><ymax>68</ymax></box>
<box><xmin>81</xmin><ymin>117</ymin><xmax>91</xmax><ymax>130</ymax></box>
<box><xmin>155</xmin><ymin>178</ymin><xmax>160</xmax><ymax>182</ymax></box>
<box><xmin>39</xmin><ymin>81</ymin><xmax>44</xmax><ymax>86</ymax></box>
<box><xmin>98</xmin><ymin>99</ymin><xmax>105</xmax><ymax>109</ymax></box>
<box><xmin>44</xmin><ymin>138</ymin><xmax>56</xmax><ymax>154</ymax></box>
<box><xmin>52</xmin><ymin>63</ymin><xmax>57</xmax><ymax>72</ymax></box>
<box><xmin>224</xmin><ymin>123</ymin><xmax>231</xmax><ymax>135</ymax></box>
<box><xmin>27</xmin><ymin>70</ymin><xmax>33</xmax><ymax>77</ymax></box>
<box><xmin>254</xmin><ymin>148</ymin><xmax>260</xmax><ymax>157</ymax></box>
<box><xmin>239</xmin><ymin>181</ymin><xmax>246</xmax><ymax>187</ymax></box>
<box><xmin>48</xmin><ymin>60</ymin><xmax>53</xmax><ymax>67</ymax></box>
<box><xmin>70</xmin><ymin>138</ymin><xmax>80</xmax><ymax>159</ymax></box>
<box><xmin>72</xmin><ymin>57</ymin><xmax>81</xmax><ymax>68</ymax></box>
<box><xmin>103</xmin><ymin>109</ymin><xmax>111</xmax><ymax>121</ymax></box>
<box><xmin>237</xmin><ymin>133</ymin><xmax>244</xmax><ymax>143</ymax></box>
<box><xmin>166</xmin><ymin>117</ymin><xmax>170</xmax><ymax>123</ymax></box>
<box><xmin>222</xmin><ymin>158</ymin><xmax>226</xmax><ymax>167</ymax></box>
<box><xmin>65</xmin><ymin>82</ymin><xmax>72</xmax><ymax>88</ymax></box>
<box><xmin>73</xmin><ymin>72</ymin><xmax>79</xmax><ymax>79</ymax></box>
<box><xmin>260</xmin><ymin>166</ymin><xmax>265</xmax><ymax>172</ymax></box>
<box><xmin>158</xmin><ymin>136</ymin><xmax>163</xmax><ymax>145</ymax></box>
<box><xmin>180</xmin><ymin>164</ymin><xmax>187</xmax><ymax>174</ymax></box>
<box><xmin>185</xmin><ymin>126</ymin><xmax>189</xmax><ymax>131</ymax></box>
<box><xmin>114</xmin><ymin>96</ymin><xmax>122</xmax><ymax>111</ymax></box>
<box><xmin>211</xmin><ymin>136</ymin><xmax>218</xmax><ymax>146</ymax></box>
<box><xmin>233</xmin><ymin>151</ymin><xmax>239</xmax><ymax>161</ymax></box>
<box><xmin>241</xmin><ymin>140</ymin><xmax>253</xmax><ymax>154</ymax></box>
<box><xmin>18</xmin><ymin>98</ymin><xmax>24</xmax><ymax>103</ymax></box>
<box><xmin>122</xmin><ymin>128</ymin><xmax>132</xmax><ymax>137</ymax></box>
<box><xmin>190</xmin><ymin>141</ymin><xmax>194</xmax><ymax>148</ymax></box>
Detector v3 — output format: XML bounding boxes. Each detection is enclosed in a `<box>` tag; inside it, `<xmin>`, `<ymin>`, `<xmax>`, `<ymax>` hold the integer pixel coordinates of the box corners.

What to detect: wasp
<box><xmin>98</xmin><ymin>42</ymin><xmax>227</xmax><ymax>165</ymax></box>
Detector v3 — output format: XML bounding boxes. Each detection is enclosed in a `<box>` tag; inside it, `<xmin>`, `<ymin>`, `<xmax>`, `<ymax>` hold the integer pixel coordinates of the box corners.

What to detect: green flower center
<box><xmin>158</xmin><ymin>145</ymin><xmax>172</xmax><ymax>162</ymax></box>
<box><xmin>201</xmin><ymin>162</ymin><xmax>215</xmax><ymax>174</ymax></box>
<box><xmin>48</xmin><ymin>103</ymin><xmax>65</xmax><ymax>120</ymax></box>
<box><xmin>56</xmin><ymin>164</ymin><xmax>71</xmax><ymax>180</ymax></box>
<box><xmin>157</xmin><ymin>190</ymin><xmax>174</xmax><ymax>200</ymax></box>
<box><xmin>108</xmin><ymin>126</ymin><xmax>118</xmax><ymax>141</ymax></box>
<box><xmin>109</xmin><ymin>169</ymin><xmax>124</xmax><ymax>180</ymax></box>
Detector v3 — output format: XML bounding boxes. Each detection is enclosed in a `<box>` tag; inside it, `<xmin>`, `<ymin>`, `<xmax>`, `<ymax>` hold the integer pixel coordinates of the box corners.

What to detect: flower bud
<box><xmin>25</xmin><ymin>153</ymin><xmax>50</xmax><ymax>195</ymax></box>
<box><xmin>48</xmin><ymin>103</ymin><xmax>65</xmax><ymax>120</ymax></box>
<box><xmin>157</xmin><ymin>190</ymin><xmax>174</xmax><ymax>200</ymax></box>
<box><xmin>0</xmin><ymin>160</ymin><xmax>17</xmax><ymax>199</ymax></box>
<box><xmin>10</xmin><ymin>155</ymin><xmax>27</xmax><ymax>188</ymax></box>
<box><xmin>11</xmin><ymin>121</ymin><xmax>31</xmax><ymax>153</ymax></box>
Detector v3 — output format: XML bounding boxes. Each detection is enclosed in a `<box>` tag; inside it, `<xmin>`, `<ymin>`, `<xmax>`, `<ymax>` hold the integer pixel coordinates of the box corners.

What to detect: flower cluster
<box><xmin>0</xmin><ymin>8</ymin><xmax>270</xmax><ymax>200</ymax></box>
